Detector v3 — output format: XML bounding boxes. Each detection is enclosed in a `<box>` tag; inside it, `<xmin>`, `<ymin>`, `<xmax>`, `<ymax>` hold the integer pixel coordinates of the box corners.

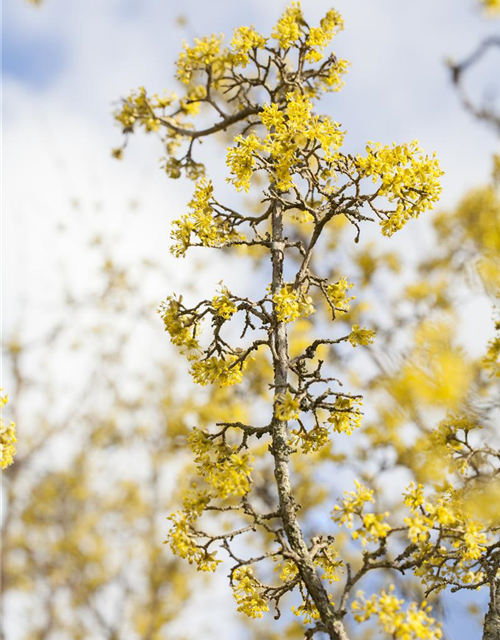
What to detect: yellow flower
<box><xmin>167</xmin><ymin>512</ymin><xmax>222</xmax><ymax>572</ymax></box>
<box><xmin>226</xmin><ymin>133</ymin><xmax>263</xmax><ymax>192</ymax></box>
<box><xmin>260</xmin><ymin>103</ymin><xmax>286</xmax><ymax>133</ymax></box>
<box><xmin>291</xmin><ymin>424</ymin><xmax>330</xmax><ymax>453</ymax></box>
<box><xmin>305</xmin><ymin>9</ymin><xmax>344</xmax><ymax>62</ymax></box>
<box><xmin>1</xmin><ymin>392</ymin><xmax>17</xmax><ymax>469</ymax></box>
<box><xmin>333</xmin><ymin>480</ymin><xmax>374</xmax><ymax>529</ymax></box>
<box><xmin>231</xmin><ymin>26</ymin><xmax>267</xmax><ymax>66</ymax></box>
<box><xmin>171</xmin><ymin>179</ymin><xmax>242</xmax><ymax>256</ymax></box>
<box><xmin>212</xmin><ymin>286</ymin><xmax>237</xmax><ymax>319</ymax></box>
<box><xmin>357</xmin><ymin>141</ymin><xmax>443</xmax><ymax>236</ymax></box>
<box><xmin>361</xmin><ymin>512</ymin><xmax>391</xmax><ymax>541</ymax></box>
<box><xmin>404</xmin><ymin>514</ymin><xmax>432</xmax><ymax>544</ymax></box>
<box><xmin>314</xmin><ymin>544</ymin><xmax>343</xmax><ymax>583</ymax></box>
<box><xmin>292</xmin><ymin>597</ymin><xmax>322</xmax><ymax>625</ymax></box>
<box><xmin>176</xmin><ymin>35</ymin><xmax>226</xmax><ymax>84</ymax></box>
<box><xmin>275</xmin><ymin>391</ymin><xmax>300</xmax><ymax>421</ymax></box>
<box><xmin>272</xmin><ymin>2</ymin><xmax>303</xmax><ymax>49</ymax></box>
<box><xmin>232</xmin><ymin>567</ymin><xmax>269</xmax><ymax>618</ymax></box>
<box><xmin>403</xmin><ymin>482</ymin><xmax>426</xmax><ymax>512</ymax></box>
<box><xmin>352</xmin><ymin>587</ymin><xmax>442</xmax><ymax>639</ymax></box>
<box><xmin>273</xmin><ymin>284</ymin><xmax>315</xmax><ymax>323</ymax></box>
<box><xmin>327</xmin><ymin>396</ymin><xmax>363</xmax><ymax>435</ymax></box>
<box><xmin>190</xmin><ymin>355</ymin><xmax>249</xmax><ymax>387</ymax></box>
<box><xmin>326</xmin><ymin>277</ymin><xmax>355</xmax><ymax>313</ymax></box>
<box><xmin>158</xmin><ymin>296</ymin><xmax>202</xmax><ymax>356</ymax></box>
<box><xmin>348</xmin><ymin>325</ymin><xmax>376</xmax><ymax>348</ymax></box>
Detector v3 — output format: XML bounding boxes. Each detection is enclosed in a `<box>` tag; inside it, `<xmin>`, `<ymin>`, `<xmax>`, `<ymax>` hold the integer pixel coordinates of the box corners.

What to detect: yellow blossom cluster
<box><xmin>403</xmin><ymin>512</ymin><xmax>433</xmax><ymax>544</ymax></box>
<box><xmin>159</xmin><ymin>296</ymin><xmax>201</xmax><ymax>356</ymax></box>
<box><xmin>266</xmin><ymin>95</ymin><xmax>344</xmax><ymax>188</ymax></box>
<box><xmin>314</xmin><ymin>544</ymin><xmax>343</xmax><ymax>584</ymax></box>
<box><xmin>333</xmin><ymin>480</ymin><xmax>373</xmax><ymax>526</ymax></box>
<box><xmin>116</xmin><ymin>2</ymin><xmax>351</xmax><ymax>170</ymax></box>
<box><xmin>166</xmin><ymin>426</ymin><xmax>256</xmax><ymax>571</ymax></box>
<box><xmin>291</xmin><ymin>424</ymin><xmax>330</xmax><ymax>453</ymax></box>
<box><xmin>444</xmin><ymin>419</ymin><xmax>472</xmax><ymax>461</ymax></box>
<box><xmin>275</xmin><ymin>391</ymin><xmax>300</xmax><ymax>421</ymax></box>
<box><xmin>160</xmin><ymin>293</ymin><xmax>250</xmax><ymax>387</ymax></box>
<box><xmin>327</xmin><ymin>396</ymin><xmax>363</xmax><ymax>435</ymax></box>
<box><xmin>348</xmin><ymin>324</ymin><xmax>375</xmax><ymax>348</ymax></box>
<box><xmin>356</xmin><ymin>141</ymin><xmax>443</xmax><ymax>236</ymax></box>
<box><xmin>272</xmin><ymin>3</ymin><xmax>343</xmax><ymax>66</ymax></box>
<box><xmin>306</xmin><ymin>9</ymin><xmax>344</xmax><ymax>62</ymax></box>
<box><xmin>188</xmin><ymin>428</ymin><xmax>254</xmax><ymax>499</ymax></box>
<box><xmin>170</xmin><ymin>179</ymin><xmax>241</xmax><ymax>256</ymax></box>
<box><xmin>271</xmin><ymin>2</ymin><xmax>303</xmax><ymax>49</ymax></box>
<box><xmin>392</xmin><ymin>414</ymin><xmax>476</xmax><ymax>487</ymax></box>
<box><xmin>270</xmin><ymin>3</ymin><xmax>350</xmax><ymax>90</ymax></box>
<box><xmin>115</xmin><ymin>86</ymin><xmax>175</xmax><ymax>134</ymax></box>
<box><xmin>167</xmin><ymin>512</ymin><xmax>221</xmax><ymax>572</ymax></box>
<box><xmin>180</xmin><ymin>84</ymin><xmax>207</xmax><ymax>116</ymax></box>
<box><xmin>177</xmin><ymin>35</ymin><xmax>227</xmax><ymax>85</ymax></box>
<box><xmin>273</xmin><ymin>284</ymin><xmax>315</xmax><ymax>323</ymax></box>
<box><xmin>403</xmin><ymin>481</ymin><xmax>426</xmax><ymax>511</ymax></box>
<box><xmin>182</xmin><ymin>485</ymin><xmax>212</xmax><ymax>518</ymax></box>
<box><xmin>292</xmin><ymin>597</ymin><xmax>322</xmax><ymax>625</ymax></box>
<box><xmin>320</xmin><ymin>58</ymin><xmax>350</xmax><ymax>93</ymax></box>
<box><xmin>402</xmin><ymin>483</ymin><xmax>489</xmax><ymax>588</ymax></box>
<box><xmin>212</xmin><ymin>286</ymin><xmax>238</xmax><ymax>320</ymax></box>
<box><xmin>352</xmin><ymin>586</ymin><xmax>442</xmax><ymax>640</ymax></box>
<box><xmin>232</xmin><ymin>567</ymin><xmax>269</xmax><ymax>618</ymax></box>
<box><xmin>204</xmin><ymin>451</ymin><xmax>254</xmax><ymax>498</ymax></box>
<box><xmin>190</xmin><ymin>355</ymin><xmax>249</xmax><ymax>387</ymax></box>
<box><xmin>177</xmin><ymin>27</ymin><xmax>268</xmax><ymax>85</ymax></box>
<box><xmin>1</xmin><ymin>392</ymin><xmax>16</xmax><ymax>470</ymax></box>
<box><xmin>333</xmin><ymin>480</ymin><xmax>391</xmax><ymax>545</ymax></box>
<box><xmin>275</xmin><ymin>558</ymin><xmax>299</xmax><ymax>582</ymax></box>
<box><xmin>226</xmin><ymin>133</ymin><xmax>264</xmax><ymax>192</ymax></box>
<box><xmin>355</xmin><ymin>512</ymin><xmax>391</xmax><ymax>544</ymax></box>
<box><xmin>227</xmin><ymin>93</ymin><xmax>345</xmax><ymax>193</ymax></box>
<box><xmin>404</xmin><ymin>484</ymin><xmax>488</xmax><ymax>555</ymax></box>
<box><xmin>230</xmin><ymin>26</ymin><xmax>267</xmax><ymax>67</ymax></box>
<box><xmin>326</xmin><ymin>277</ymin><xmax>355</xmax><ymax>313</ymax></box>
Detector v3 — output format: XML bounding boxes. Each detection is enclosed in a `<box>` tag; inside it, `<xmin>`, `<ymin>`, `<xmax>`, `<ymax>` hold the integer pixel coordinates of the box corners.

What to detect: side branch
<box><xmin>157</xmin><ymin>105</ymin><xmax>261</xmax><ymax>140</ymax></box>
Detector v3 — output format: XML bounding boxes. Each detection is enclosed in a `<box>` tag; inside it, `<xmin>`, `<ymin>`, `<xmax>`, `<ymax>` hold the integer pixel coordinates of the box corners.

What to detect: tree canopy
<box><xmin>3</xmin><ymin>2</ymin><xmax>500</xmax><ymax>640</ymax></box>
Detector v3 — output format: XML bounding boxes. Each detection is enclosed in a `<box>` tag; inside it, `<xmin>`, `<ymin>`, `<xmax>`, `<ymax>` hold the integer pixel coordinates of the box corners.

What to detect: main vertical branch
<box><xmin>270</xmin><ymin>199</ymin><xmax>349</xmax><ymax>640</ymax></box>
<box><xmin>483</xmin><ymin>578</ymin><xmax>500</xmax><ymax>640</ymax></box>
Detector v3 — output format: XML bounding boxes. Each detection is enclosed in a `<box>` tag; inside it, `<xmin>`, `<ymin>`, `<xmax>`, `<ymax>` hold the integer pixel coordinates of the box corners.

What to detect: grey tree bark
<box><xmin>270</xmin><ymin>199</ymin><xmax>349</xmax><ymax>640</ymax></box>
<box><xmin>483</xmin><ymin>578</ymin><xmax>500</xmax><ymax>640</ymax></box>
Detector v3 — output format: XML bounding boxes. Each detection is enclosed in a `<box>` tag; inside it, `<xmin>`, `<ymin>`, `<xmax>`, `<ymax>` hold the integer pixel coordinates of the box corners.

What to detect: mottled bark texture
<box><xmin>483</xmin><ymin>579</ymin><xmax>500</xmax><ymax>640</ymax></box>
<box><xmin>270</xmin><ymin>200</ymin><xmax>349</xmax><ymax>640</ymax></box>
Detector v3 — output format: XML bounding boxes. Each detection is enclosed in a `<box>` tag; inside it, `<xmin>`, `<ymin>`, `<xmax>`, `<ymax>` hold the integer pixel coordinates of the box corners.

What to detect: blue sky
<box><xmin>3</xmin><ymin>1</ymin><xmax>499</xmax><ymax>638</ymax></box>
